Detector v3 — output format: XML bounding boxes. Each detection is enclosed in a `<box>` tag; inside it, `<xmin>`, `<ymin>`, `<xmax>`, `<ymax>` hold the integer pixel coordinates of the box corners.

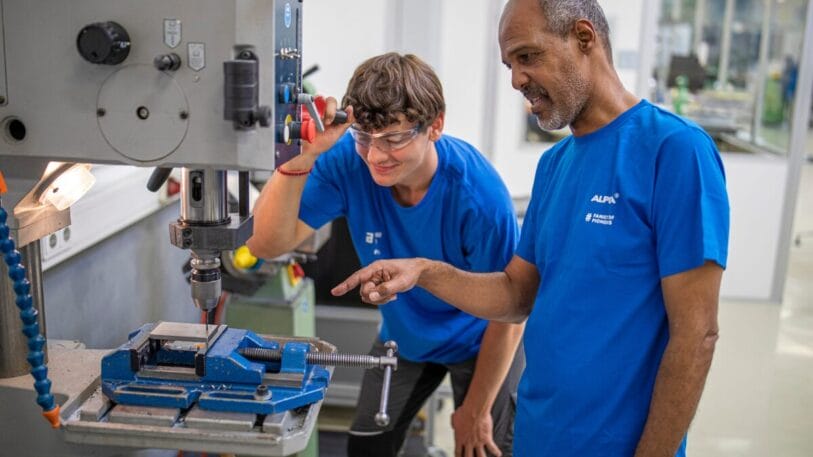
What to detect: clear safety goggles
<box><xmin>348</xmin><ymin>124</ymin><xmax>423</xmax><ymax>152</ymax></box>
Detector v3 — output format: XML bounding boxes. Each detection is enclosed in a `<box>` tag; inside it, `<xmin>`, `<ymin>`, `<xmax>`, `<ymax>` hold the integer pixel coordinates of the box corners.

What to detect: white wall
<box><xmin>437</xmin><ymin>0</ymin><xmax>497</xmax><ymax>153</ymax></box>
<box><xmin>301</xmin><ymin>0</ymin><xmax>393</xmax><ymax>102</ymax></box>
<box><xmin>302</xmin><ymin>0</ymin><xmax>497</xmax><ymax>155</ymax></box>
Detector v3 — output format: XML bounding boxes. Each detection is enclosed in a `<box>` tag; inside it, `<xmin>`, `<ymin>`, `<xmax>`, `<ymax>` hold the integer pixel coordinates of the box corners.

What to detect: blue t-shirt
<box><xmin>514</xmin><ymin>100</ymin><xmax>729</xmax><ymax>456</ymax></box>
<box><xmin>299</xmin><ymin>132</ymin><xmax>518</xmax><ymax>363</ymax></box>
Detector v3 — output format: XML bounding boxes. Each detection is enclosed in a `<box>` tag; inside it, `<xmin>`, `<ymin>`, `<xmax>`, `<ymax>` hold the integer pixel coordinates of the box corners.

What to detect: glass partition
<box><xmin>653</xmin><ymin>0</ymin><xmax>809</xmax><ymax>155</ymax></box>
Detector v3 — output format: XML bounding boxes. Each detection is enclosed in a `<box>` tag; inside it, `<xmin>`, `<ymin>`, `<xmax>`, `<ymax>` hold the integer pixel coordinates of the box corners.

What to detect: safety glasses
<box><xmin>348</xmin><ymin>124</ymin><xmax>423</xmax><ymax>152</ymax></box>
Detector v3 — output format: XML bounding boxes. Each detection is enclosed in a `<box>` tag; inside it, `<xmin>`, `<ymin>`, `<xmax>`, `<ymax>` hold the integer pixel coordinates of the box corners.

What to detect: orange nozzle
<box><xmin>42</xmin><ymin>405</ymin><xmax>61</xmax><ymax>428</ymax></box>
<box><xmin>0</xmin><ymin>170</ymin><xmax>7</xmax><ymax>195</ymax></box>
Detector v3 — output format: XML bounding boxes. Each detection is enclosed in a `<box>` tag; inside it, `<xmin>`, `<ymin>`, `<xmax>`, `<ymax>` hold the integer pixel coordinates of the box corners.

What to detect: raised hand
<box><xmin>301</xmin><ymin>98</ymin><xmax>354</xmax><ymax>157</ymax></box>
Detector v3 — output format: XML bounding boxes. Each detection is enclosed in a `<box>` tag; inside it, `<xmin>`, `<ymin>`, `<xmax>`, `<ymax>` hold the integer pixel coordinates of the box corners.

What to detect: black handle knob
<box><xmin>154</xmin><ymin>53</ymin><xmax>182</xmax><ymax>71</ymax></box>
<box><xmin>146</xmin><ymin>168</ymin><xmax>173</xmax><ymax>192</ymax></box>
<box><xmin>77</xmin><ymin>21</ymin><xmax>131</xmax><ymax>65</ymax></box>
<box><xmin>332</xmin><ymin>110</ymin><xmax>349</xmax><ymax>125</ymax></box>
<box><xmin>256</xmin><ymin>105</ymin><xmax>272</xmax><ymax>128</ymax></box>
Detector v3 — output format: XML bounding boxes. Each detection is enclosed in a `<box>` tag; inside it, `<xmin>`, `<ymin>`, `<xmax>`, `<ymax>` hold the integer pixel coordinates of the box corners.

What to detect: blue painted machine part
<box><xmin>100</xmin><ymin>324</ymin><xmax>330</xmax><ymax>415</ymax></box>
<box><xmin>280</xmin><ymin>342</ymin><xmax>309</xmax><ymax>388</ymax></box>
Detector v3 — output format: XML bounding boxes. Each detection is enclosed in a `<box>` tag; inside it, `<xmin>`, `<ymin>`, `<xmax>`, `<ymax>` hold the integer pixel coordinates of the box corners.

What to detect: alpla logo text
<box><xmin>591</xmin><ymin>194</ymin><xmax>618</xmax><ymax>204</ymax></box>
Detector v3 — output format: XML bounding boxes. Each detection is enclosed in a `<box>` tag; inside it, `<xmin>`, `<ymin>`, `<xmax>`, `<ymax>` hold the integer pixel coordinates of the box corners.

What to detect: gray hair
<box><xmin>538</xmin><ymin>0</ymin><xmax>613</xmax><ymax>60</ymax></box>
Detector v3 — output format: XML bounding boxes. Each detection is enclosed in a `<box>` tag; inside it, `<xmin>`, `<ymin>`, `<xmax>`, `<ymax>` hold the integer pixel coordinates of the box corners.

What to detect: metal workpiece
<box><xmin>184</xmin><ymin>407</ymin><xmax>256</xmax><ymax>432</ymax></box>
<box><xmin>0</xmin><ymin>240</ymin><xmax>47</xmax><ymax>378</ymax></box>
<box><xmin>108</xmin><ymin>404</ymin><xmax>180</xmax><ymax>427</ymax></box>
<box><xmin>150</xmin><ymin>321</ymin><xmax>218</xmax><ymax>343</ymax></box>
<box><xmin>180</xmin><ymin>169</ymin><xmax>229</xmax><ymax>224</ymax></box>
<box><xmin>79</xmin><ymin>390</ymin><xmax>113</xmax><ymax>422</ymax></box>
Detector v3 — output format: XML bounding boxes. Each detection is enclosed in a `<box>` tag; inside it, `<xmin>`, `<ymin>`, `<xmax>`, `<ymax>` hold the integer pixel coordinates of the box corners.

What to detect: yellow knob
<box><xmin>233</xmin><ymin>245</ymin><xmax>258</xmax><ymax>269</ymax></box>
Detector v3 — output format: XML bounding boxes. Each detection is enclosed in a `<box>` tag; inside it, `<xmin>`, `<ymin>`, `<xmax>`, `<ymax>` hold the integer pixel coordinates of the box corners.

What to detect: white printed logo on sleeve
<box><xmin>585</xmin><ymin>193</ymin><xmax>619</xmax><ymax>226</ymax></box>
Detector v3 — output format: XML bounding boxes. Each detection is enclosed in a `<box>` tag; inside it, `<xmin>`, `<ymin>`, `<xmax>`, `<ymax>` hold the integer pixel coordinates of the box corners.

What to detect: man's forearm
<box><xmin>461</xmin><ymin>321</ymin><xmax>525</xmax><ymax>414</ymax></box>
<box><xmin>634</xmin><ymin>333</ymin><xmax>717</xmax><ymax>456</ymax></box>
<box><xmin>416</xmin><ymin>258</ymin><xmax>536</xmax><ymax>323</ymax></box>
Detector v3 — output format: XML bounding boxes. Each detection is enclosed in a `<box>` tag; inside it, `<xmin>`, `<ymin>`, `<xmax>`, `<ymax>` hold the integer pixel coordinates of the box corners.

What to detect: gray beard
<box><xmin>535</xmin><ymin>65</ymin><xmax>590</xmax><ymax>131</ymax></box>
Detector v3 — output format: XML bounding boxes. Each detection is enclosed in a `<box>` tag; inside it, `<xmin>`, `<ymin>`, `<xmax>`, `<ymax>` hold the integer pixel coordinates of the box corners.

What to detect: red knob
<box><xmin>300</xmin><ymin>119</ymin><xmax>316</xmax><ymax>143</ymax></box>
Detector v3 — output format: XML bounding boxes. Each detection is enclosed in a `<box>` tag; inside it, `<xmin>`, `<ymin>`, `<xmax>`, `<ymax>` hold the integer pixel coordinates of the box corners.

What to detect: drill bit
<box><xmin>204</xmin><ymin>311</ymin><xmax>209</xmax><ymax>354</ymax></box>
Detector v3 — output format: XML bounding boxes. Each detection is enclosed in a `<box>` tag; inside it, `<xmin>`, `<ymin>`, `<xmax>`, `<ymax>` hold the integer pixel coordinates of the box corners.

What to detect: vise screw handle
<box><xmin>375</xmin><ymin>340</ymin><xmax>398</xmax><ymax>427</ymax></box>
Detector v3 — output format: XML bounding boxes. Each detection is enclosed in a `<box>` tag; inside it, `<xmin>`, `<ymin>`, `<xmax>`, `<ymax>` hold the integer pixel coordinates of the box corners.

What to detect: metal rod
<box><xmin>375</xmin><ymin>341</ymin><xmax>398</xmax><ymax>427</ymax></box>
<box><xmin>239</xmin><ymin>347</ymin><xmax>397</xmax><ymax>370</ymax></box>
<box><xmin>239</xmin><ymin>171</ymin><xmax>249</xmax><ymax>218</ymax></box>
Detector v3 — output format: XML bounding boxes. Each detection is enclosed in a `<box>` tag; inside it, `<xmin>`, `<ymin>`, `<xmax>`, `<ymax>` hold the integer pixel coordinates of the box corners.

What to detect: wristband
<box><xmin>276</xmin><ymin>166</ymin><xmax>312</xmax><ymax>177</ymax></box>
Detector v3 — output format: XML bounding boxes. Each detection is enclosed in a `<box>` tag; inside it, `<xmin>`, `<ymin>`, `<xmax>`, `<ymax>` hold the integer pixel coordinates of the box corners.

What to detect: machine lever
<box><xmin>375</xmin><ymin>340</ymin><xmax>398</xmax><ymax>427</ymax></box>
<box><xmin>297</xmin><ymin>94</ymin><xmax>325</xmax><ymax>133</ymax></box>
<box><xmin>146</xmin><ymin>167</ymin><xmax>173</xmax><ymax>192</ymax></box>
<box><xmin>332</xmin><ymin>110</ymin><xmax>349</xmax><ymax>125</ymax></box>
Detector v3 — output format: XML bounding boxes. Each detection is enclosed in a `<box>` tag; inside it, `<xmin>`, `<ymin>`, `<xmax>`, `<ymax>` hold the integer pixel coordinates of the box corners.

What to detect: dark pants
<box><xmin>347</xmin><ymin>338</ymin><xmax>524</xmax><ymax>457</ymax></box>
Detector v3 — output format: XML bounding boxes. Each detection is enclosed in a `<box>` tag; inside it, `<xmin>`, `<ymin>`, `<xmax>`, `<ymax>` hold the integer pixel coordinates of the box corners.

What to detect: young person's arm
<box><xmin>246</xmin><ymin>100</ymin><xmax>351</xmax><ymax>258</ymax></box>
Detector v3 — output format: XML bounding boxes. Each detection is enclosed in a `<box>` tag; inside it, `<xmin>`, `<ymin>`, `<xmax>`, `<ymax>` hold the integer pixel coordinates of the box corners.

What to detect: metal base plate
<box><xmin>63</xmin><ymin>386</ymin><xmax>319</xmax><ymax>456</ymax></box>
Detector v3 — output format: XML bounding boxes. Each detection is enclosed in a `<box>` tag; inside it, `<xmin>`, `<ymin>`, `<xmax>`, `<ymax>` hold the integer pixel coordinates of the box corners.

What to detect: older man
<box><xmin>332</xmin><ymin>1</ymin><xmax>730</xmax><ymax>456</ymax></box>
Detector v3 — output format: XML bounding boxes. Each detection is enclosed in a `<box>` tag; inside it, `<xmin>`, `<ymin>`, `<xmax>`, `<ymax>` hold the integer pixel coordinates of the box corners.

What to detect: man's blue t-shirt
<box><xmin>299</xmin><ymin>132</ymin><xmax>518</xmax><ymax>363</ymax></box>
<box><xmin>514</xmin><ymin>100</ymin><xmax>729</xmax><ymax>456</ymax></box>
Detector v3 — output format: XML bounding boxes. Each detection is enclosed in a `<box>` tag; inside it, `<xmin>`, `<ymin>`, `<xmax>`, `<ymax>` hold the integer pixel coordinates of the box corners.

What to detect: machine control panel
<box><xmin>0</xmin><ymin>0</ymin><xmax>299</xmax><ymax>171</ymax></box>
<box><xmin>273</xmin><ymin>0</ymin><xmax>303</xmax><ymax>167</ymax></box>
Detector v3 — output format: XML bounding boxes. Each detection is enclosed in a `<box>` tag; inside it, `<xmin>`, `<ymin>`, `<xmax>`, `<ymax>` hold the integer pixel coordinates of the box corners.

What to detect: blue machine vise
<box><xmin>100</xmin><ymin>322</ymin><xmax>330</xmax><ymax>415</ymax></box>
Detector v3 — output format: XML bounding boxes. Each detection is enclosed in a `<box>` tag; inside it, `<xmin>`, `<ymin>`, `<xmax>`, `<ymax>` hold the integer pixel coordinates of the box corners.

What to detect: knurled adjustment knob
<box><xmin>77</xmin><ymin>21</ymin><xmax>131</xmax><ymax>65</ymax></box>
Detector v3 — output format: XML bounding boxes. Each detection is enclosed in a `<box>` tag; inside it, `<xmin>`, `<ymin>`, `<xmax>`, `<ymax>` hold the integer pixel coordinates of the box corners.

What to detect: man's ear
<box><xmin>573</xmin><ymin>19</ymin><xmax>597</xmax><ymax>53</ymax></box>
<box><xmin>428</xmin><ymin>112</ymin><xmax>445</xmax><ymax>141</ymax></box>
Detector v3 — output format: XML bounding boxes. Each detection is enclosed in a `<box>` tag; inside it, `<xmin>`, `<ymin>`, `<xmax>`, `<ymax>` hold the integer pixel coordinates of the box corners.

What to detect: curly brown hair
<box><xmin>341</xmin><ymin>53</ymin><xmax>445</xmax><ymax>132</ymax></box>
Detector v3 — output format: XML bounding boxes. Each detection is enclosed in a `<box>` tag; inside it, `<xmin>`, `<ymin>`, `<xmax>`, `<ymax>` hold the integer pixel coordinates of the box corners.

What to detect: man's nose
<box><xmin>511</xmin><ymin>67</ymin><xmax>529</xmax><ymax>91</ymax></box>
